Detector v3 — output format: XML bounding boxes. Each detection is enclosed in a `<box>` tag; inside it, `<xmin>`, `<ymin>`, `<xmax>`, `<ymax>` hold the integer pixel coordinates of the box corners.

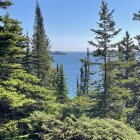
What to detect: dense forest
<box><xmin>0</xmin><ymin>0</ymin><xmax>140</xmax><ymax>139</ymax></box>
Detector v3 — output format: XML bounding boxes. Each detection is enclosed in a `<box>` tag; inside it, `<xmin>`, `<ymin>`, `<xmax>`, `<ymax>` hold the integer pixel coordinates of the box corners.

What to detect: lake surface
<box><xmin>53</xmin><ymin>51</ymin><xmax>140</xmax><ymax>97</ymax></box>
<box><xmin>53</xmin><ymin>52</ymin><xmax>87</xmax><ymax>97</ymax></box>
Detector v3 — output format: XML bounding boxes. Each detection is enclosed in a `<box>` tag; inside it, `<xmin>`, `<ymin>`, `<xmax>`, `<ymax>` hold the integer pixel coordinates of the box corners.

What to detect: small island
<box><xmin>51</xmin><ymin>51</ymin><xmax>67</xmax><ymax>55</ymax></box>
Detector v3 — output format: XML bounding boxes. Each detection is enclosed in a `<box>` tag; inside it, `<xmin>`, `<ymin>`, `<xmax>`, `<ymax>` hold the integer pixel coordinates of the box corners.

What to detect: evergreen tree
<box><xmin>0</xmin><ymin>12</ymin><xmax>31</xmax><ymax>123</ymax></box>
<box><xmin>89</xmin><ymin>0</ymin><xmax>121</xmax><ymax>117</ymax></box>
<box><xmin>133</xmin><ymin>11</ymin><xmax>140</xmax><ymax>21</ymax></box>
<box><xmin>0</xmin><ymin>15</ymin><xmax>25</xmax><ymax>81</ymax></box>
<box><xmin>79</xmin><ymin>66</ymin><xmax>84</xmax><ymax>95</ymax></box>
<box><xmin>22</xmin><ymin>32</ymin><xmax>32</xmax><ymax>73</ymax></box>
<box><xmin>0</xmin><ymin>4</ymin><xmax>55</xmax><ymax>127</ymax></box>
<box><xmin>118</xmin><ymin>32</ymin><xmax>139</xmax><ymax>106</ymax></box>
<box><xmin>78</xmin><ymin>48</ymin><xmax>93</xmax><ymax>96</ymax></box>
<box><xmin>55</xmin><ymin>64</ymin><xmax>68</xmax><ymax>103</ymax></box>
<box><xmin>104</xmin><ymin>54</ymin><xmax>130</xmax><ymax>120</ymax></box>
<box><xmin>0</xmin><ymin>0</ymin><xmax>12</xmax><ymax>9</ymax></box>
<box><xmin>32</xmin><ymin>1</ymin><xmax>52</xmax><ymax>87</ymax></box>
<box><xmin>117</xmin><ymin>32</ymin><xmax>140</xmax><ymax>126</ymax></box>
<box><xmin>76</xmin><ymin>76</ymin><xmax>80</xmax><ymax>96</ymax></box>
<box><xmin>133</xmin><ymin>10</ymin><xmax>140</xmax><ymax>49</ymax></box>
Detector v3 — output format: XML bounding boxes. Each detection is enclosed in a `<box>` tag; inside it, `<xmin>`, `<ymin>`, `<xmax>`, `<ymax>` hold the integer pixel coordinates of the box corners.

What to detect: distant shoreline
<box><xmin>50</xmin><ymin>51</ymin><xmax>68</xmax><ymax>55</ymax></box>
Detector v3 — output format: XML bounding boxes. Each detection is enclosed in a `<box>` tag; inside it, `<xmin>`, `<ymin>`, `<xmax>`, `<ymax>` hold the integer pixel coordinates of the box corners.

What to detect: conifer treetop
<box><xmin>0</xmin><ymin>0</ymin><xmax>12</xmax><ymax>9</ymax></box>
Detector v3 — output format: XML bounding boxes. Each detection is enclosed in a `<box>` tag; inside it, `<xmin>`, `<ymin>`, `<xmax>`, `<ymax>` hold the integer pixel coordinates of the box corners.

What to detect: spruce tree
<box><xmin>0</xmin><ymin>0</ymin><xmax>12</xmax><ymax>9</ymax></box>
<box><xmin>0</xmin><ymin>15</ymin><xmax>25</xmax><ymax>81</ymax></box>
<box><xmin>32</xmin><ymin>1</ymin><xmax>52</xmax><ymax>87</ymax></box>
<box><xmin>105</xmin><ymin>54</ymin><xmax>130</xmax><ymax>120</ymax></box>
<box><xmin>55</xmin><ymin>64</ymin><xmax>68</xmax><ymax>103</ymax></box>
<box><xmin>89</xmin><ymin>0</ymin><xmax>121</xmax><ymax>117</ymax></box>
<box><xmin>76</xmin><ymin>76</ymin><xmax>80</xmax><ymax>96</ymax></box>
<box><xmin>118</xmin><ymin>32</ymin><xmax>139</xmax><ymax>106</ymax></box>
<box><xmin>0</xmin><ymin>5</ymin><xmax>55</xmax><ymax>126</ymax></box>
<box><xmin>127</xmin><ymin>9</ymin><xmax>140</xmax><ymax>131</ymax></box>
<box><xmin>79</xmin><ymin>66</ymin><xmax>84</xmax><ymax>95</ymax></box>
<box><xmin>133</xmin><ymin>11</ymin><xmax>140</xmax><ymax>21</ymax></box>
<box><xmin>78</xmin><ymin>48</ymin><xmax>93</xmax><ymax>96</ymax></box>
<box><xmin>0</xmin><ymin>11</ymin><xmax>30</xmax><ymax>123</ymax></box>
<box><xmin>133</xmin><ymin>10</ymin><xmax>140</xmax><ymax>48</ymax></box>
<box><xmin>22</xmin><ymin>32</ymin><xmax>32</xmax><ymax>73</ymax></box>
<box><xmin>117</xmin><ymin>32</ymin><xmax>140</xmax><ymax>125</ymax></box>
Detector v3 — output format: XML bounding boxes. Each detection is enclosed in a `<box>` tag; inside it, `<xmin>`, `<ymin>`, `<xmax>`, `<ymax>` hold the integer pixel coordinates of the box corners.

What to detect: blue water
<box><xmin>53</xmin><ymin>52</ymin><xmax>87</xmax><ymax>97</ymax></box>
<box><xmin>53</xmin><ymin>51</ymin><xmax>140</xmax><ymax>97</ymax></box>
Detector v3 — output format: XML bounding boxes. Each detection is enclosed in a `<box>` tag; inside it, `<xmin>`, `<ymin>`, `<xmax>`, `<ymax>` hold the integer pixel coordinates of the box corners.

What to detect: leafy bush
<box><xmin>0</xmin><ymin>112</ymin><xmax>140</xmax><ymax>140</ymax></box>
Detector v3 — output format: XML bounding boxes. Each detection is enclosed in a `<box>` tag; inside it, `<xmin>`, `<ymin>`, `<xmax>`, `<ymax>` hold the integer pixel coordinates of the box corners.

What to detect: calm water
<box><xmin>53</xmin><ymin>52</ymin><xmax>87</xmax><ymax>97</ymax></box>
<box><xmin>53</xmin><ymin>51</ymin><xmax>140</xmax><ymax>97</ymax></box>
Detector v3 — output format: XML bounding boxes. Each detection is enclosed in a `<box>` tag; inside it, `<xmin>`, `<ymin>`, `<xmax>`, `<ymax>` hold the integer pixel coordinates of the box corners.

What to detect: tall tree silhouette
<box><xmin>89</xmin><ymin>0</ymin><xmax>121</xmax><ymax>117</ymax></box>
<box><xmin>32</xmin><ymin>1</ymin><xmax>52</xmax><ymax>87</ymax></box>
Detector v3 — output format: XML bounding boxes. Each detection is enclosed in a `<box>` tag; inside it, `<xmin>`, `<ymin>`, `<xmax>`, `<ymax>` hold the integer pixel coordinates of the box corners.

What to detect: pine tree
<box><xmin>105</xmin><ymin>54</ymin><xmax>130</xmax><ymax>120</ymax></box>
<box><xmin>88</xmin><ymin>0</ymin><xmax>121</xmax><ymax>117</ymax></box>
<box><xmin>78</xmin><ymin>48</ymin><xmax>93</xmax><ymax>96</ymax></box>
<box><xmin>22</xmin><ymin>32</ymin><xmax>32</xmax><ymax>73</ymax></box>
<box><xmin>0</xmin><ymin>0</ymin><xmax>12</xmax><ymax>9</ymax></box>
<box><xmin>133</xmin><ymin>11</ymin><xmax>140</xmax><ymax>21</ymax></box>
<box><xmin>126</xmin><ymin>9</ymin><xmax>140</xmax><ymax>131</ymax></box>
<box><xmin>32</xmin><ymin>1</ymin><xmax>52</xmax><ymax>87</ymax></box>
<box><xmin>0</xmin><ymin>15</ymin><xmax>25</xmax><ymax>81</ymax></box>
<box><xmin>0</xmin><ymin>5</ymin><xmax>55</xmax><ymax>126</ymax></box>
<box><xmin>0</xmin><ymin>10</ymin><xmax>30</xmax><ymax>122</ymax></box>
<box><xmin>118</xmin><ymin>32</ymin><xmax>139</xmax><ymax>106</ymax></box>
<box><xmin>133</xmin><ymin>10</ymin><xmax>140</xmax><ymax>49</ymax></box>
<box><xmin>79</xmin><ymin>66</ymin><xmax>84</xmax><ymax>95</ymax></box>
<box><xmin>117</xmin><ymin>32</ymin><xmax>140</xmax><ymax>124</ymax></box>
<box><xmin>82</xmin><ymin>48</ymin><xmax>91</xmax><ymax>95</ymax></box>
<box><xmin>55</xmin><ymin>64</ymin><xmax>68</xmax><ymax>103</ymax></box>
<box><xmin>76</xmin><ymin>76</ymin><xmax>80</xmax><ymax>96</ymax></box>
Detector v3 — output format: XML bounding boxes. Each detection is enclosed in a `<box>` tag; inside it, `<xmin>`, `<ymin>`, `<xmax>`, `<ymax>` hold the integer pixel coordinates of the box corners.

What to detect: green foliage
<box><xmin>1</xmin><ymin>0</ymin><xmax>140</xmax><ymax>139</ymax></box>
<box><xmin>72</xmin><ymin>96</ymin><xmax>95</xmax><ymax>118</ymax></box>
<box><xmin>77</xmin><ymin>48</ymin><xmax>93</xmax><ymax>96</ymax></box>
<box><xmin>88</xmin><ymin>0</ymin><xmax>122</xmax><ymax>118</ymax></box>
<box><xmin>22</xmin><ymin>32</ymin><xmax>32</xmax><ymax>73</ymax></box>
<box><xmin>1</xmin><ymin>112</ymin><xmax>140</xmax><ymax>140</ymax></box>
<box><xmin>0</xmin><ymin>15</ymin><xmax>26</xmax><ymax>83</ymax></box>
<box><xmin>133</xmin><ymin>10</ymin><xmax>140</xmax><ymax>21</ymax></box>
<box><xmin>32</xmin><ymin>1</ymin><xmax>52</xmax><ymax>87</ymax></box>
<box><xmin>0</xmin><ymin>3</ymin><xmax>57</xmax><ymax>135</ymax></box>
<box><xmin>115</xmin><ymin>32</ymin><xmax>140</xmax><ymax>126</ymax></box>
<box><xmin>0</xmin><ymin>0</ymin><xmax>12</xmax><ymax>9</ymax></box>
<box><xmin>54</xmin><ymin>64</ymin><xmax>68</xmax><ymax>104</ymax></box>
<box><xmin>57</xmin><ymin>96</ymin><xmax>94</xmax><ymax>119</ymax></box>
<box><xmin>0</xmin><ymin>86</ymin><xmax>36</xmax><ymax>108</ymax></box>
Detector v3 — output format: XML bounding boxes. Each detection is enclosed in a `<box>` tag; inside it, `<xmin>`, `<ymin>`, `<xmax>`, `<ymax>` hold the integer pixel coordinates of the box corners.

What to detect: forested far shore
<box><xmin>0</xmin><ymin>0</ymin><xmax>140</xmax><ymax>139</ymax></box>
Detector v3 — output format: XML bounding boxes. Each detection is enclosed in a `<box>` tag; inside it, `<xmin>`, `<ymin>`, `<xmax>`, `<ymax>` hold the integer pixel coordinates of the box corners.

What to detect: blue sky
<box><xmin>7</xmin><ymin>0</ymin><xmax>140</xmax><ymax>51</ymax></box>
